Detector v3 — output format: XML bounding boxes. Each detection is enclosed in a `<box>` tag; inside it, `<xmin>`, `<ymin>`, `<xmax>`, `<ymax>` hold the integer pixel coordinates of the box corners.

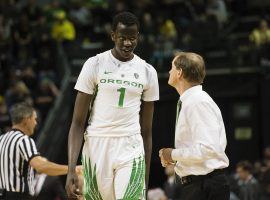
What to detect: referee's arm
<box><xmin>30</xmin><ymin>156</ymin><xmax>74</xmax><ymax>176</ymax></box>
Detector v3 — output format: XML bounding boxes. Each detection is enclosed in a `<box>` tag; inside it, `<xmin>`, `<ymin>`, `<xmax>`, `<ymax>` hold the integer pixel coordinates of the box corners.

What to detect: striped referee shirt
<box><xmin>0</xmin><ymin>129</ymin><xmax>39</xmax><ymax>195</ymax></box>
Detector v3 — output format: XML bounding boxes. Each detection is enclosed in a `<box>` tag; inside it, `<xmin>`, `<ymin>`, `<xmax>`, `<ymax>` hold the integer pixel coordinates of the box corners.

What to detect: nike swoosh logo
<box><xmin>104</xmin><ymin>71</ymin><xmax>112</xmax><ymax>74</ymax></box>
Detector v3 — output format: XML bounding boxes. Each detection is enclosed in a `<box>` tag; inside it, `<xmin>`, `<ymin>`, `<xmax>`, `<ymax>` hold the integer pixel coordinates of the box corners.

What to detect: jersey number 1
<box><xmin>117</xmin><ymin>87</ymin><xmax>126</xmax><ymax>107</ymax></box>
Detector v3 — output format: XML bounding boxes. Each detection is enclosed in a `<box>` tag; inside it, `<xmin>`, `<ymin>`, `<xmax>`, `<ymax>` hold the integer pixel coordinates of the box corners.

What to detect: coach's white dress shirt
<box><xmin>172</xmin><ymin>85</ymin><xmax>229</xmax><ymax>177</ymax></box>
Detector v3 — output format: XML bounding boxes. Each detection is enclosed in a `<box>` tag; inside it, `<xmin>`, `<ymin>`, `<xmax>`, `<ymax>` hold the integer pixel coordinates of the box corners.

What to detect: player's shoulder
<box><xmin>96</xmin><ymin>50</ymin><xmax>110</xmax><ymax>59</ymax></box>
<box><xmin>135</xmin><ymin>54</ymin><xmax>157</xmax><ymax>74</ymax></box>
<box><xmin>83</xmin><ymin>50</ymin><xmax>110</xmax><ymax>67</ymax></box>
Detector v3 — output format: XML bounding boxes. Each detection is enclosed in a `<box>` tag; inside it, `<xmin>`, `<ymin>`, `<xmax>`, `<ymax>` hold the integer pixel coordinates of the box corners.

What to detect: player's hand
<box><xmin>65</xmin><ymin>170</ymin><xmax>82</xmax><ymax>199</ymax></box>
<box><xmin>75</xmin><ymin>165</ymin><xmax>83</xmax><ymax>175</ymax></box>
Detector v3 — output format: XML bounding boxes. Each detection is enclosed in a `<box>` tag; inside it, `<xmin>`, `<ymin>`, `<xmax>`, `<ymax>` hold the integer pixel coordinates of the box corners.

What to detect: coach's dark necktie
<box><xmin>175</xmin><ymin>99</ymin><xmax>182</xmax><ymax>127</ymax></box>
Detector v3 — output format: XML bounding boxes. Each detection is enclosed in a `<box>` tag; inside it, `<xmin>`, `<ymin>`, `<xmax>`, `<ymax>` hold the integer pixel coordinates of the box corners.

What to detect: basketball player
<box><xmin>66</xmin><ymin>12</ymin><xmax>159</xmax><ymax>200</ymax></box>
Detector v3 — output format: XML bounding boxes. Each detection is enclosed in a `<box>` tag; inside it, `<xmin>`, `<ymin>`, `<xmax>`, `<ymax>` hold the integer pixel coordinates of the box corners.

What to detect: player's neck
<box><xmin>111</xmin><ymin>48</ymin><xmax>134</xmax><ymax>62</ymax></box>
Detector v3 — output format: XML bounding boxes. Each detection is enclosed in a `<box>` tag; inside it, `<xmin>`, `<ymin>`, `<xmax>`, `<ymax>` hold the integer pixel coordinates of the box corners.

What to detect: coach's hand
<box><xmin>159</xmin><ymin>148</ymin><xmax>174</xmax><ymax>167</ymax></box>
<box><xmin>66</xmin><ymin>169</ymin><xmax>81</xmax><ymax>199</ymax></box>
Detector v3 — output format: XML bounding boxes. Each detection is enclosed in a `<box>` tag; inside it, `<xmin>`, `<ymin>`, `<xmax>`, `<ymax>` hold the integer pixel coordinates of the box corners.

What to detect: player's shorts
<box><xmin>82</xmin><ymin>134</ymin><xmax>146</xmax><ymax>200</ymax></box>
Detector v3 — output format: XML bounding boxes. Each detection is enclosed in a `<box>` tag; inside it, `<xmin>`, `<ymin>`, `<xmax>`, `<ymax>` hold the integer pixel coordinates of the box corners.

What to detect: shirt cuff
<box><xmin>28</xmin><ymin>153</ymin><xmax>40</xmax><ymax>163</ymax></box>
<box><xmin>74</xmin><ymin>86</ymin><xmax>94</xmax><ymax>95</ymax></box>
<box><xmin>171</xmin><ymin>149</ymin><xmax>179</xmax><ymax>161</ymax></box>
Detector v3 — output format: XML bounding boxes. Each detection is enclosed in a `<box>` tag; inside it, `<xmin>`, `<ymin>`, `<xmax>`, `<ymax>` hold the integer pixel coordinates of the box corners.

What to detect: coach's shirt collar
<box><xmin>180</xmin><ymin>85</ymin><xmax>202</xmax><ymax>102</ymax></box>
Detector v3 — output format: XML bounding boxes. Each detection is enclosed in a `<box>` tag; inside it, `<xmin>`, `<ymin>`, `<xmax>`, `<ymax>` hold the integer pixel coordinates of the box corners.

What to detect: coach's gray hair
<box><xmin>10</xmin><ymin>102</ymin><xmax>34</xmax><ymax>124</ymax></box>
<box><xmin>173</xmin><ymin>52</ymin><xmax>206</xmax><ymax>84</ymax></box>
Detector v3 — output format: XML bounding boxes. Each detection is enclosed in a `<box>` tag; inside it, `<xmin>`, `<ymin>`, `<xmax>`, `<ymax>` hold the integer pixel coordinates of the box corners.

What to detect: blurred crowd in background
<box><xmin>1</xmin><ymin>0</ymin><xmax>270</xmax><ymax>132</ymax></box>
<box><xmin>1</xmin><ymin>0</ymin><xmax>270</xmax><ymax>199</ymax></box>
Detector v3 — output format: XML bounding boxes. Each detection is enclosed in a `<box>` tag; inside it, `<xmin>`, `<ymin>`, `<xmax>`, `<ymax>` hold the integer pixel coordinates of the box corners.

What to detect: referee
<box><xmin>159</xmin><ymin>52</ymin><xmax>230</xmax><ymax>200</ymax></box>
<box><xmin>0</xmin><ymin>103</ymin><xmax>75</xmax><ymax>200</ymax></box>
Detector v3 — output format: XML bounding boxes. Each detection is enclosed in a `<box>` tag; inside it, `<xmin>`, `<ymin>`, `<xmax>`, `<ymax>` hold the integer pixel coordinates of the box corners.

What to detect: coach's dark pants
<box><xmin>178</xmin><ymin>172</ymin><xmax>230</xmax><ymax>200</ymax></box>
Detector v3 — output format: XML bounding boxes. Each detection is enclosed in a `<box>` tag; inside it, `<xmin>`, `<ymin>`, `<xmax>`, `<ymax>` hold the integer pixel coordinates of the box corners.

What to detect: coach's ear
<box><xmin>177</xmin><ymin>68</ymin><xmax>183</xmax><ymax>78</ymax></box>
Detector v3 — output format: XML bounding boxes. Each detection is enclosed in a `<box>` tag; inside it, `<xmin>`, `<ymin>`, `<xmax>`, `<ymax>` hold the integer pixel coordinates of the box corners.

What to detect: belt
<box><xmin>177</xmin><ymin>169</ymin><xmax>225</xmax><ymax>185</ymax></box>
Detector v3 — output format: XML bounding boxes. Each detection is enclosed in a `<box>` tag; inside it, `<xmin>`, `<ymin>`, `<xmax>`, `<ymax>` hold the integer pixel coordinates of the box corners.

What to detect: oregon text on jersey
<box><xmin>99</xmin><ymin>78</ymin><xmax>144</xmax><ymax>89</ymax></box>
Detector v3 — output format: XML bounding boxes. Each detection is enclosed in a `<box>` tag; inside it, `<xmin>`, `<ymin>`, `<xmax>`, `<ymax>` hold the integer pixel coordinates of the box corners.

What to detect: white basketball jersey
<box><xmin>75</xmin><ymin>50</ymin><xmax>159</xmax><ymax>137</ymax></box>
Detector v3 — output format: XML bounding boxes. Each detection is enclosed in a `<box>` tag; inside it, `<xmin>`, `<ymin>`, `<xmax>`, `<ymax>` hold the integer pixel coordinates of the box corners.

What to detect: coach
<box><xmin>159</xmin><ymin>52</ymin><xmax>230</xmax><ymax>200</ymax></box>
<box><xmin>0</xmin><ymin>103</ymin><xmax>77</xmax><ymax>200</ymax></box>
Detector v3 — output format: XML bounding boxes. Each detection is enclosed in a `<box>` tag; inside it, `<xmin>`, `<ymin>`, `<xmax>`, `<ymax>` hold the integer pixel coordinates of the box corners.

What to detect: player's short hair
<box><xmin>10</xmin><ymin>102</ymin><xmax>34</xmax><ymax>124</ymax></box>
<box><xmin>112</xmin><ymin>11</ymin><xmax>140</xmax><ymax>31</ymax></box>
<box><xmin>236</xmin><ymin>160</ymin><xmax>253</xmax><ymax>172</ymax></box>
<box><xmin>173</xmin><ymin>52</ymin><xmax>206</xmax><ymax>84</ymax></box>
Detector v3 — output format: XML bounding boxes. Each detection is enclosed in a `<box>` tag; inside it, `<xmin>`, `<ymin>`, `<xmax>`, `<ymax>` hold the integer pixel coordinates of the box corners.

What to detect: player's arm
<box><xmin>140</xmin><ymin>101</ymin><xmax>154</xmax><ymax>190</ymax></box>
<box><xmin>67</xmin><ymin>91</ymin><xmax>92</xmax><ymax>172</ymax></box>
<box><xmin>66</xmin><ymin>91</ymin><xmax>93</xmax><ymax>196</ymax></box>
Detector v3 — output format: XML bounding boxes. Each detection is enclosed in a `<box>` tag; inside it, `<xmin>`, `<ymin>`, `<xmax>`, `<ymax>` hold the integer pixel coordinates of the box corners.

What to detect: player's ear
<box><xmin>111</xmin><ymin>31</ymin><xmax>115</xmax><ymax>42</ymax></box>
<box><xmin>136</xmin><ymin>32</ymin><xmax>140</xmax><ymax>41</ymax></box>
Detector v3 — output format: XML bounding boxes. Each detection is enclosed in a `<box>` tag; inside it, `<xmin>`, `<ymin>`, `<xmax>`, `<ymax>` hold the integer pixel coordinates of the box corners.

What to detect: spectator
<box><xmin>21</xmin><ymin>65</ymin><xmax>37</xmax><ymax>91</ymax></box>
<box><xmin>0</xmin><ymin>14</ymin><xmax>12</xmax><ymax>92</ymax></box>
<box><xmin>150</xmin><ymin>41</ymin><xmax>165</xmax><ymax>71</ymax></box>
<box><xmin>21</xmin><ymin>0</ymin><xmax>42</xmax><ymax>27</ymax></box>
<box><xmin>140</xmin><ymin>12</ymin><xmax>156</xmax><ymax>42</ymax></box>
<box><xmin>68</xmin><ymin>0</ymin><xmax>92</xmax><ymax>42</ymax></box>
<box><xmin>206</xmin><ymin>0</ymin><xmax>228</xmax><ymax>28</ymax></box>
<box><xmin>260</xmin><ymin>169</ymin><xmax>270</xmax><ymax>200</ymax></box>
<box><xmin>0</xmin><ymin>0</ymin><xmax>61</xmax><ymax>153</ymax></box>
<box><xmin>230</xmin><ymin>192</ymin><xmax>240</xmax><ymax>200</ymax></box>
<box><xmin>34</xmin><ymin>15</ymin><xmax>54</xmax><ymax>54</ymax></box>
<box><xmin>249</xmin><ymin>19</ymin><xmax>270</xmax><ymax>47</ymax></box>
<box><xmin>249</xmin><ymin>19</ymin><xmax>270</xmax><ymax>68</ymax></box>
<box><xmin>36</xmin><ymin>45</ymin><xmax>55</xmax><ymax>72</ymax></box>
<box><xmin>12</xmin><ymin>13</ymin><xmax>34</xmax><ymax>63</ymax></box>
<box><xmin>0</xmin><ymin>0</ymin><xmax>20</xmax><ymax>20</ymax></box>
<box><xmin>43</xmin><ymin>0</ymin><xmax>64</xmax><ymax>27</ymax></box>
<box><xmin>159</xmin><ymin>19</ymin><xmax>178</xmax><ymax>41</ymax></box>
<box><xmin>0</xmin><ymin>96</ymin><xmax>10</xmax><ymax>134</ymax></box>
<box><xmin>235</xmin><ymin>161</ymin><xmax>261</xmax><ymax>200</ymax></box>
<box><xmin>190</xmin><ymin>0</ymin><xmax>206</xmax><ymax>20</ymax></box>
<box><xmin>51</xmin><ymin>10</ymin><xmax>76</xmax><ymax>46</ymax></box>
<box><xmin>262</xmin><ymin>146</ymin><xmax>270</xmax><ymax>168</ymax></box>
<box><xmin>34</xmin><ymin>78</ymin><xmax>60</xmax><ymax>121</ymax></box>
<box><xmin>4</xmin><ymin>80</ymin><xmax>32</xmax><ymax>108</ymax></box>
<box><xmin>0</xmin><ymin>14</ymin><xmax>12</xmax><ymax>41</ymax></box>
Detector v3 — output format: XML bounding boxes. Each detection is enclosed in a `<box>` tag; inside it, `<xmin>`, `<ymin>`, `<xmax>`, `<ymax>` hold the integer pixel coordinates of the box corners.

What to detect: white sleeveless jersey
<box><xmin>75</xmin><ymin>50</ymin><xmax>159</xmax><ymax>137</ymax></box>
